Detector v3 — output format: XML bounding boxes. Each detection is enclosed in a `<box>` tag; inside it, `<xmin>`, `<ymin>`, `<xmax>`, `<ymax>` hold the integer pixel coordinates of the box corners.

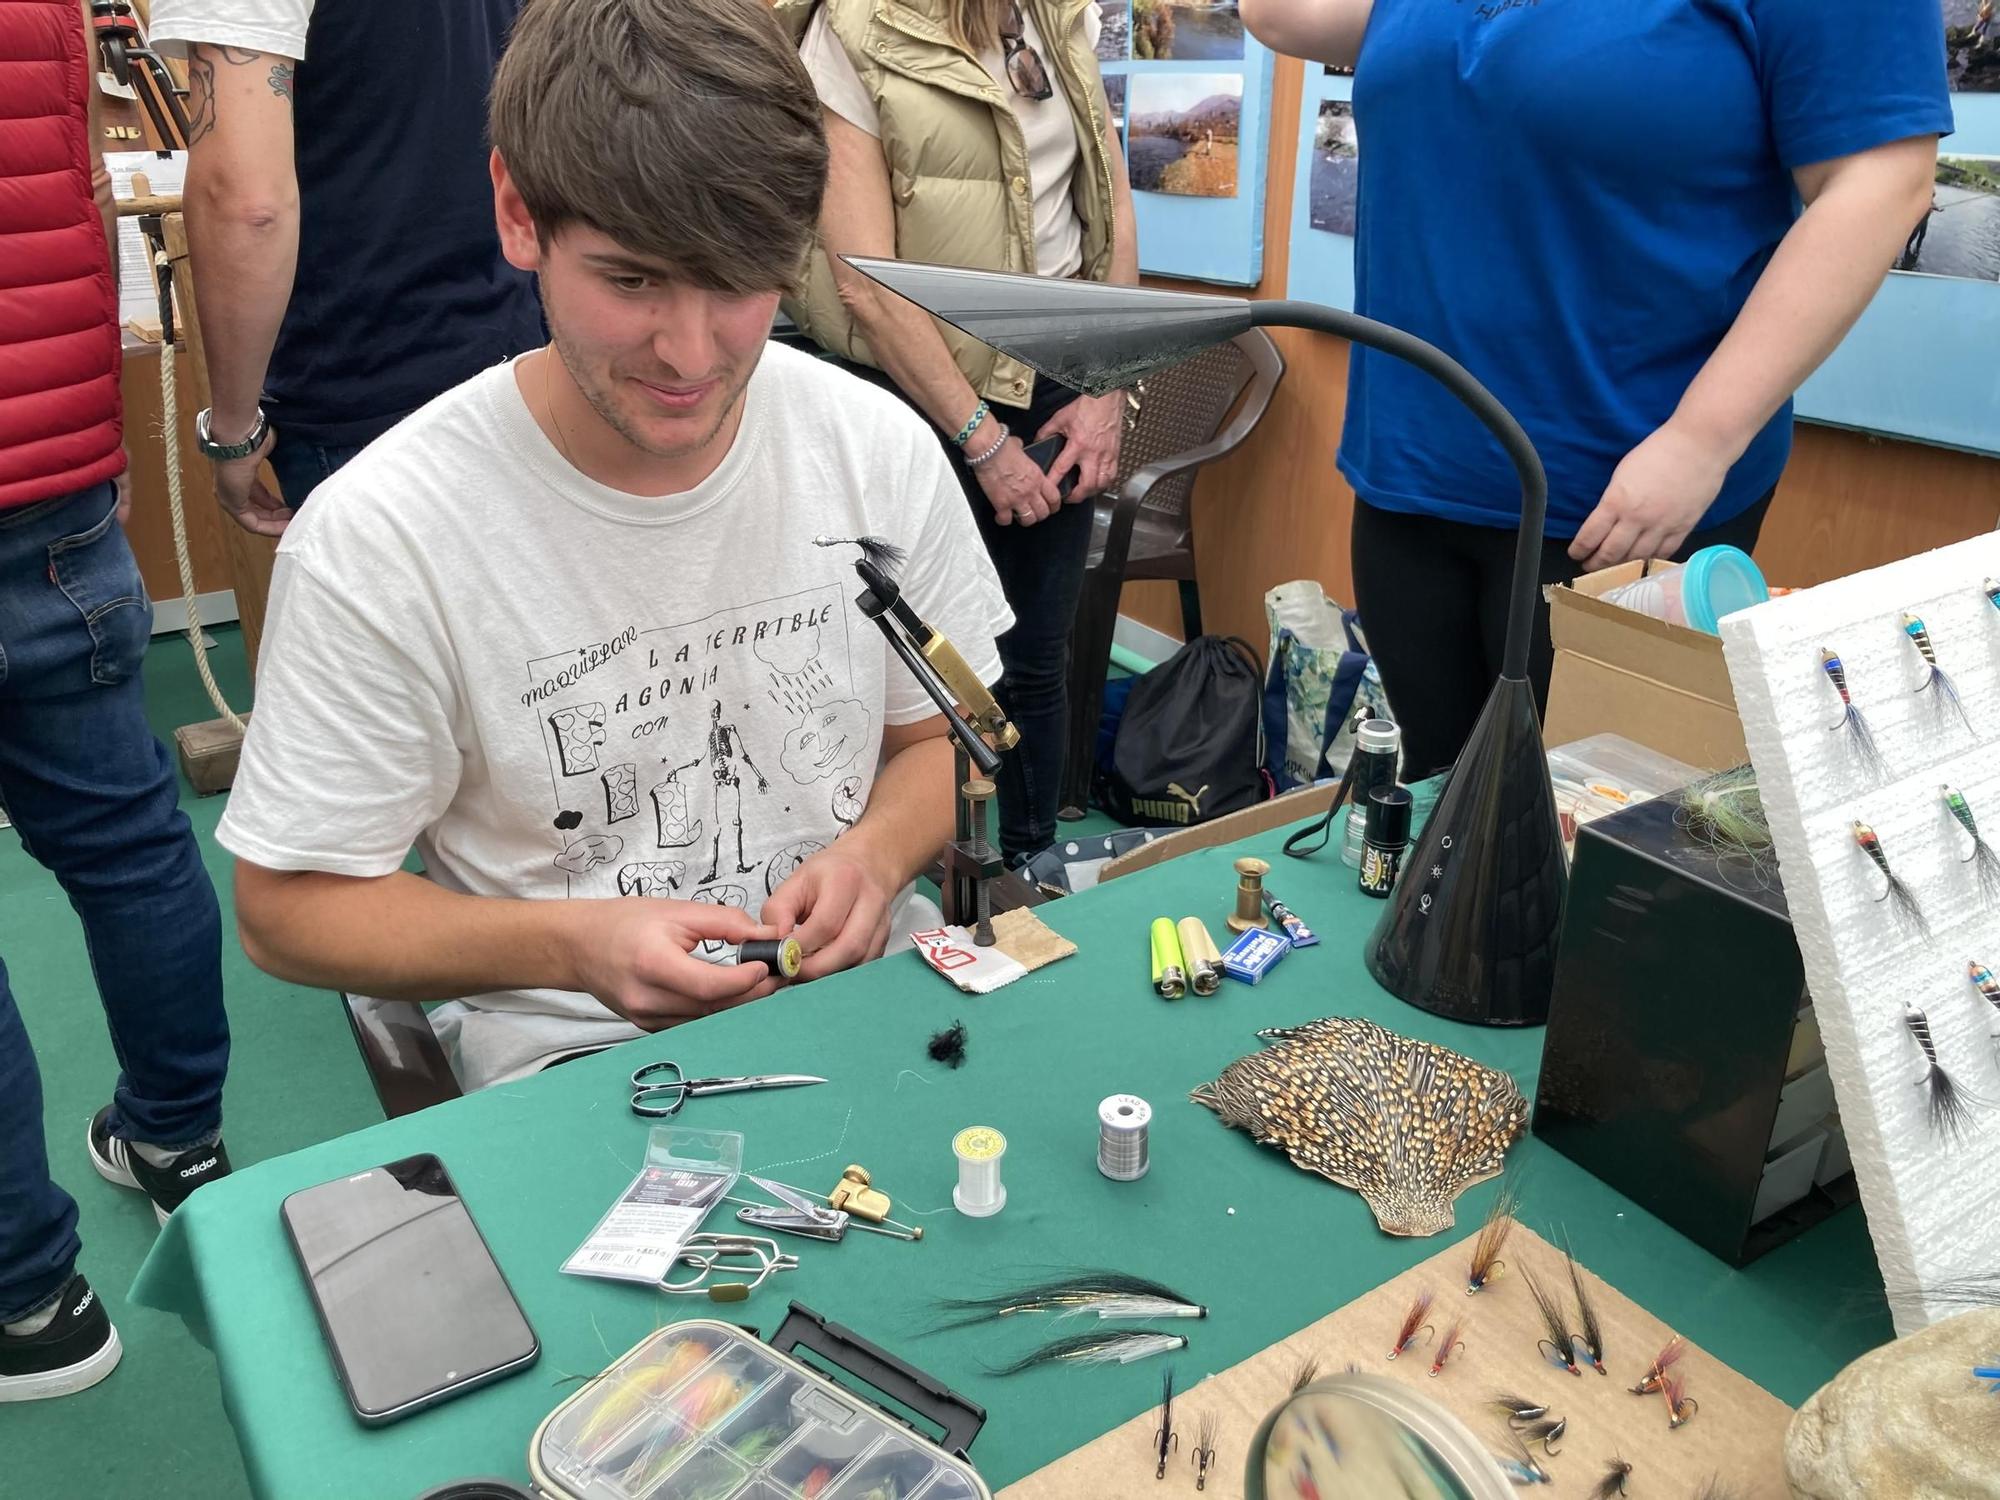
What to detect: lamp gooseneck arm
<box><xmin>1249</xmin><ymin>301</ymin><xmax>1549</xmax><ymax>683</ymax></box>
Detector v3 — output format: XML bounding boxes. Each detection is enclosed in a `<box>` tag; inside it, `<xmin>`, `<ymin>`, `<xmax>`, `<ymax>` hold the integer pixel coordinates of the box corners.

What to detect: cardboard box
<box><xmin>1544</xmin><ymin>560</ymin><xmax>1748</xmax><ymax>770</ymax></box>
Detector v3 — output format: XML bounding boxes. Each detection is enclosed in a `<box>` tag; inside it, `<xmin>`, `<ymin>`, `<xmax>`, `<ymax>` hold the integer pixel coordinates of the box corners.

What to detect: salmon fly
<box><xmin>1153</xmin><ymin>1368</ymin><xmax>1177</xmax><ymax>1480</ymax></box>
<box><xmin>1518</xmin><ymin>1416</ymin><xmax>1566</xmax><ymax>1456</ymax></box>
<box><xmin>1562</xmin><ymin>1234</ymin><xmax>1608</xmax><ymax>1375</ymax></box>
<box><xmin>1592</xmin><ymin>1457</ymin><xmax>1634</xmax><ymax>1498</ymax></box>
<box><xmin>1427</xmin><ymin>1319</ymin><xmax>1466</xmax><ymax>1378</ymax></box>
<box><xmin>1904</xmin><ymin>1001</ymin><xmax>1973</xmax><ymax>1140</ymax></box>
<box><xmin>1972</xmin><ymin>962</ymin><xmax>2000</xmax><ymax>1032</ymax></box>
<box><xmin>1976</xmin><ymin>1363</ymin><xmax>2000</xmax><ymax>1395</ymax></box>
<box><xmin>1820</xmin><ymin>649</ymin><xmax>1886</xmax><ymax>779</ymax></box>
<box><xmin>1492</xmin><ymin>1429</ymin><xmax>1552</xmax><ymax>1486</ymax></box>
<box><xmin>1903</xmin><ymin>612</ymin><xmax>1972</xmax><ymax>731</ymax></box>
<box><xmin>1660</xmin><ymin>1371</ymin><xmax>1698</xmax><ymax>1429</ymax></box>
<box><xmin>1943</xmin><ymin>786</ymin><xmax>2000</xmax><ymax>907</ymax></box>
<box><xmin>1523</xmin><ymin>1266</ymin><xmax>1581</xmax><ymax>1377</ymax></box>
<box><xmin>1466</xmin><ymin>1181</ymin><xmax>1519</xmax><ymax>1294</ymax></box>
<box><xmin>1630</xmin><ymin>1336</ymin><xmax>1684</xmax><ymax>1395</ymax></box>
<box><xmin>1985</xmin><ymin>578</ymin><xmax>2000</xmax><ymax>613</ymax></box>
<box><xmin>1854</xmin><ymin>822</ymin><xmax>1930</xmax><ymax>939</ymax></box>
<box><xmin>1491</xmin><ymin>1393</ymin><xmax>1550</xmax><ymax>1426</ymax></box>
<box><xmin>1191</xmin><ymin>1413</ymin><xmax>1217</xmax><ymax>1491</ymax></box>
<box><xmin>1386</xmin><ymin>1291</ymin><xmax>1433</xmax><ymax>1360</ymax></box>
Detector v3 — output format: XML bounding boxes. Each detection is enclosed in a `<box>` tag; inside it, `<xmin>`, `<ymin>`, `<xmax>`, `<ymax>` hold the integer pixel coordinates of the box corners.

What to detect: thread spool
<box><xmin>1097</xmin><ymin>1094</ymin><xmax>1152</xmax><ymax>1182</ymax></box>
<box><xmin>737</xmin><ymin>937</ymin><xmax>803</xmax><ymax>980</ymax></box>
<box><xmin>952</xmin><ymin>1126</ymin><xmax>1007</xmax><ymax>1217</ymax></box>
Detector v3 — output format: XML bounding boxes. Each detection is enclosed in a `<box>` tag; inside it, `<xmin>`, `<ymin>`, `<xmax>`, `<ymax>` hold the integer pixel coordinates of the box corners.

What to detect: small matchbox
<box><xmin>1222</xmin><ymin>928</ymin><xmax>1289</xmax><ymax>985</ymax></box>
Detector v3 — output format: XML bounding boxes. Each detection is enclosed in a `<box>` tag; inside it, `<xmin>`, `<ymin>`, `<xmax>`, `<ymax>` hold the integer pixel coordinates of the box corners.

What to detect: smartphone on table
<box><xmin>281</xmin><ymin>1153</ymin><xmax>539</xmax><ymax>1426</ymax></box>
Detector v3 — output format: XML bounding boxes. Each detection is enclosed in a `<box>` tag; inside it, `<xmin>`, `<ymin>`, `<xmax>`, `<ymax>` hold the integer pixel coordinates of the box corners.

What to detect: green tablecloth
<box><xmin>132</xmin><ymin>821</ymin><xmax>1888</xmax><ymax>1499</ymax></box>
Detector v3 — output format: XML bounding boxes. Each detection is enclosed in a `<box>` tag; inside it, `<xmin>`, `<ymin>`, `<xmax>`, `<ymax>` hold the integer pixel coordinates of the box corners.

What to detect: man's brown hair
<box><xmin>489</xmin><ymin>0</ymin><xmax>828</xmax><ymax>294</ymax></box>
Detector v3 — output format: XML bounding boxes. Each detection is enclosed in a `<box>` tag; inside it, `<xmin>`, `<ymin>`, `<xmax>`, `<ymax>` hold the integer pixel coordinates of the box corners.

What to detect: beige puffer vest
<box><xmin>777</xmin><ymin>0</ymin><xmax>1117</xmax><ymax>407</ymax></box>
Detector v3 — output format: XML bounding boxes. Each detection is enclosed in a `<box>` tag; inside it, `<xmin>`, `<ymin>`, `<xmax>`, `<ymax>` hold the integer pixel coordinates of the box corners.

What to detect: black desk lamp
<box><xmin>846</xmin><ymin>258</ymin><xmax>1567</xmax><ymax>1026</ymax></box>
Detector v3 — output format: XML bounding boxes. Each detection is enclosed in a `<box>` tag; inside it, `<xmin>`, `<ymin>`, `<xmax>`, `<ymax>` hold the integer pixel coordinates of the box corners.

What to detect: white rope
<box><xmin>156</xmin><ymin>247</ymin><xmax>246</xmax><ymax>732</ymax></box>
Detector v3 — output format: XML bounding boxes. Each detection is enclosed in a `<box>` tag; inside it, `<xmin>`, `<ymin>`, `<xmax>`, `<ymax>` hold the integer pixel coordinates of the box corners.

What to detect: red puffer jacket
<box><xmin>0</xmin><ymin>0</ymin><xmax>124</xmax><ymax>511</ymax></box>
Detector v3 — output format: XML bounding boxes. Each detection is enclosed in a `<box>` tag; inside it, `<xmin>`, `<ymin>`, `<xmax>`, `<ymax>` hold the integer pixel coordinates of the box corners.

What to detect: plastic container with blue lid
<box><xmin>1595</xmin><ymin>545</ymin><xmax>1769</xmax><ymax>636</ymax></box>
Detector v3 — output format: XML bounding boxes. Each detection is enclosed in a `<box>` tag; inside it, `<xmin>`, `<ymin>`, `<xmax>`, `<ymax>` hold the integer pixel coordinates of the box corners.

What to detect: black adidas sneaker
<box><xmin>87</xmin><ymin>1106</ymin><xmax>233</xmax><ymax>1225</ymax></box>
<box><xmin>0</xmin><ymin>1275</ymin><xmax>121</xmax><ymax>1403</ymax></box>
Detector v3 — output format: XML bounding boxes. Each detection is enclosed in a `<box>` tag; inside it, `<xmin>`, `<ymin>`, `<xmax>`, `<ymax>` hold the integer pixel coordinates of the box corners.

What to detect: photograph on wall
<box><xmin>1308</xmin><ymin>99</ymin><xmax>1359</xmax><ymax>237</ymax></box>
<box><xmin>1095</xmin><ymin>0</ymin><xmax>1129</xmax><ymax>60</ymax></box>
<box><xmin>1943</xmin><ymin>0</ymin><xmax>1998</xmax><ymax>91</ymax></box>
<box><xmin>1103</xmin><ymin>72</ymin><xmax>1128</xmax><ymax>153</ymax></box>
<box><xmin>1127</xmin><ymin>72</ymin><xmax>1241</xmax><ymax>198</ymax></box>
<box><xmin>1323</xmin><ymin>61</ymin><xmax>1354</xmax><ymax>77</ymax></box>
<box><xmin>1133</xmin><ymin>0</ymin><xmax>1244</xmax><ymax>60</ymax></box>
<box><xmin>1895</xmin><ymin>155</ymin><xmax>2000</xmax><ymax>281</ymax></box>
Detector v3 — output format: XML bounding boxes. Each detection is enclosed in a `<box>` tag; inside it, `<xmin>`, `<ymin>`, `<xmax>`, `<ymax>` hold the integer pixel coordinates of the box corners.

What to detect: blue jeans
<box><xmin>0</xmin><ymin>484</ymin><xmax>228</xmax><ymax>1323</ymax></box>
<box><xmin>266</xmin><ymin>433</ymin><xmax>369</xmax><ymax>509</ymax></box>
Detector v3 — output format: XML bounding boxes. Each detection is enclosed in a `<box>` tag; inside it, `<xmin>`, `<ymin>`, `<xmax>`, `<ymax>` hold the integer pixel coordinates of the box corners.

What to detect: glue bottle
<box><xmin>1359</xmin><ymin>786</ymin><xmax>1412</xmax><ymax>898</ymax></box>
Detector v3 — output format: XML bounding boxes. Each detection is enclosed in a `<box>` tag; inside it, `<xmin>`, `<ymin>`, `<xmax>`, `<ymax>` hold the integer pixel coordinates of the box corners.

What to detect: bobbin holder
<box><xmin>852</xmin><ymin>576</ymin><xmax>1007</xmax><ymax>926</ymax></box>
<box><xmin>770</xmin><ymin>1303</ymin><xmax>988</xmax><ymax>1461</ymax></box>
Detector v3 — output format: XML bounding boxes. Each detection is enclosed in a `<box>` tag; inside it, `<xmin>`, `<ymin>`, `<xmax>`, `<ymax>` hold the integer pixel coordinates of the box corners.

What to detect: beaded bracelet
<box><xmin>951</xmin><ymin>399</ymin><xmax>991</xmax><ymax>448</ymax></box>
<box><xmin>964</xmin><ymin>422</ymin><xmax>1011</xmax><ymax>469</ymax></box>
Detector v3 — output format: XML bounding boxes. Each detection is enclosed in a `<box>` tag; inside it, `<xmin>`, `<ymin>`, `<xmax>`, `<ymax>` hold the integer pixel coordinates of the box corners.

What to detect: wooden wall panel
<box><xmin>1117</xmin><ymin>59</ymin><xmax>2000</xmax><ymax>659</ymax></box>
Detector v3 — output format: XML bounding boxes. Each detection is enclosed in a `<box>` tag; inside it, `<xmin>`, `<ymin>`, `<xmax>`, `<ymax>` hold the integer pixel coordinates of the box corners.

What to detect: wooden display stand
<box><xmin>1000</xmin><ymin>1226</ymin><xmax>1795</xmax><ymax>1500</ymax></box>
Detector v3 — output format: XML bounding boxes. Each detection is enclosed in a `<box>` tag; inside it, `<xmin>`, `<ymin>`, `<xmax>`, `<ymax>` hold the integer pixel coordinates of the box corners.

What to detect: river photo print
<box><xmin>1132</xmin><ymin>0</ymin><xmax>1244</xmax><ymax>60</ymax></box>
<box><xmin>1127</xmin><ymin>72</ymin><xmax>1242</xmax><ymax>197</ymax></box>
<box><xmin>1897</xmin><ymin>155</ymin><xmax>2000</xmax><ymax>282</ymax></box>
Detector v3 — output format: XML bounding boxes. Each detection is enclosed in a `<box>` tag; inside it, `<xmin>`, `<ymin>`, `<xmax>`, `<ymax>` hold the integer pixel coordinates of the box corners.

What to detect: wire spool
<box><xmin>952</xmin><ymin>1126</ymin><xmax>1007</xmax><ymax>1218</ymax></box>
<box><xmin>1098</xmin><ymin>1094</ymin><xmax>1152</xmax><ymax>1182</ymax></box>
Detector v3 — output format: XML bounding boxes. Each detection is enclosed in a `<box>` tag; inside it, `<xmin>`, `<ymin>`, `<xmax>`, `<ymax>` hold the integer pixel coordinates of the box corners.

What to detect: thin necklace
<box><xmin>541</xmin><ymin>344</ymin><xmax>577</xmax><ymax>468</ymax></box>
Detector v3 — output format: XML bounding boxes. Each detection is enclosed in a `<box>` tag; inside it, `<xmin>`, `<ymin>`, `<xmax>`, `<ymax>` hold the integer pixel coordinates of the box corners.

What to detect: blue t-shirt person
<box><xmin>1339</xmin><ymin>0</ymin><xmax>1957</xmax><ymax>537</ymax></box>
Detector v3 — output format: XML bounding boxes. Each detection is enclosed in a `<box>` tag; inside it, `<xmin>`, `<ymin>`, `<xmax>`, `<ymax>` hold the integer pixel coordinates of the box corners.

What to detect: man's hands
<box><xmin>1567</xmin><ymin>419</ymin><xmax>1733</xmax><ymax>572</ymax></box>
<box><xmin>570</xmin><ymin>897</ymin><xmax>782</xmax><ymax>1030</ymax></box>
<box><xmin>760</xmin><ymin>846</ymin><xmax>895</xmax><ymax>982</ymax></box>
<box><xmin>1036</xmin><ymin>391</ymin><xmax>1125</xmax><ymax>501</ymax></box>
<box><xmin>212</xmin><ymin>424</ymin><xmax>290</xmax><ymax>536</ymax></box>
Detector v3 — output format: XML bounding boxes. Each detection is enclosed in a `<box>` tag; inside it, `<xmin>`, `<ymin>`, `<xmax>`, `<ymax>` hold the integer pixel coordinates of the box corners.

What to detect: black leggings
<box><xmin>1350</xmin><ymin>492</ymin><xmax>1774</xmax><ymax>779</ymax></box>
<box><xmin>831</xmin><ymin>359</ymin><xmax>1093</xmax><ymax>862</ymax></box>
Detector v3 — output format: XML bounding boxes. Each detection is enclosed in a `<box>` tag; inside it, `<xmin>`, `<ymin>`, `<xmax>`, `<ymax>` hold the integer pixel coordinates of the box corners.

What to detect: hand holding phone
<box><xmin>1021</xmin><ymin>434</ymin><xmax>1079</xmax><ymax>503</ymax></box>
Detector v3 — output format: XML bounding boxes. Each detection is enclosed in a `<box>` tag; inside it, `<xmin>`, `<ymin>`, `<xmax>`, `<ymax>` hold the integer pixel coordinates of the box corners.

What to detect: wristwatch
<box><xmin>195</xmin><ymin>406</ymin><xmax>269</xmax><ymax>461</ymax></box>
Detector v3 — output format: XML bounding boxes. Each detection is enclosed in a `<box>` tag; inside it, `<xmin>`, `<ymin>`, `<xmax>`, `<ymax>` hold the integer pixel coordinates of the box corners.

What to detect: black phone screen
<box><xmin>281</xmin><ymin>1154</ymin><xmax>538</xmax><ymax>1424</ymax></box>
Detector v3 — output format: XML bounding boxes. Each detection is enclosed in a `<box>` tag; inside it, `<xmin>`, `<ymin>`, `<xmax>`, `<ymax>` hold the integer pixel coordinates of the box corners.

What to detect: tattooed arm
<box><xmin>182</xmin><ymin>39</ymin><xmax>299</xmax><ymax>531</ymax></box>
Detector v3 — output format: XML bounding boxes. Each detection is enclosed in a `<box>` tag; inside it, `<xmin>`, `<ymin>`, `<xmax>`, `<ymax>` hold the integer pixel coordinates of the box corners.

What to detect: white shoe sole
<box><xmin>85</xmin><ymin>1118</ymin><xmax>170</xmax><ymax>1226</ymax></box>
<box><xmin>0</xmin><ymin>1326</ymin><xmax>123</xmax><ymax>1403</ymax></box>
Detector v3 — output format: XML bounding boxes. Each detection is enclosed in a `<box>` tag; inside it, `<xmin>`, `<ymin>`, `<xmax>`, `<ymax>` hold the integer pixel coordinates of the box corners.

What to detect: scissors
<box><xmin>628</xmin><ymin>1059</ymin><xmax>826</xmax><ymax>1118</ymax></box>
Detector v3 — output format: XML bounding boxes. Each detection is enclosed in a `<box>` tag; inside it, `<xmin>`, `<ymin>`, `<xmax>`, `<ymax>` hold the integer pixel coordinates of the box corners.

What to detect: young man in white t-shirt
<box><xmin>217</xmin><ymin>0</ymin><xmax>1013</xmax><ymax>1089</ymax></box>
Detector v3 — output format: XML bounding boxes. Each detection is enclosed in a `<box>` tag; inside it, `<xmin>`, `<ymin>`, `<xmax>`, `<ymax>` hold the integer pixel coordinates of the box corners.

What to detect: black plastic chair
<box><xmin>1059</xmin><ymin>330</ymin><xmax>1285</xmax><ymax>819</ymax></box>
<box><xmin>340</xmin><ymin>993</ymin><xmax>462</xmax><ymax>1119</ymax></box>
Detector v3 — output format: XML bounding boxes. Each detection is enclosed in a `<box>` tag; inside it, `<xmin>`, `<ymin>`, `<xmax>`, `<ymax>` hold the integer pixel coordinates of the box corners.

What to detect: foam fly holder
<box><xmin>529</xmin><ymin>1305</ymin><xmax>989</xmax><ymax>1500</ymax></box>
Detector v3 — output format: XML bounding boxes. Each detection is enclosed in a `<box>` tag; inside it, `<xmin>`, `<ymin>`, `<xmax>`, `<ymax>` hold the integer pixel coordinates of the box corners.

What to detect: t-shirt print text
<box><xmin>1457</xmin><ymin>0</ymin><xmax>1540</xmax><ymax>20</ymax></box>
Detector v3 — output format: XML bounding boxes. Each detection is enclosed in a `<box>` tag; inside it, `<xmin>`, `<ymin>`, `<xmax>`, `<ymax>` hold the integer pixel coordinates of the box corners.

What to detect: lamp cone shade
<box><xmin>843</xmin><ymin>257</ymin><xmax>1253</xmax><ymax>396</ymax></box>
<box><xmin>1365</xmin><ymin>676</ymin><xmax>1567</xmax><ymax>1025</ymax></box>
<box><xmin>845</xmin><ymin>256</ymin><xmax>1568</xmax><ymax>1025</ymax></box>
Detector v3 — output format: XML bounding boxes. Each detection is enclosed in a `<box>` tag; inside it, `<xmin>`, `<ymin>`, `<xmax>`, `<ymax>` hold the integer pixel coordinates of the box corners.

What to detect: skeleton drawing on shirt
<box><xmin>699</xmin><ymin>700</ymin><xmax>769</xmax><ymax>883</ymax></box>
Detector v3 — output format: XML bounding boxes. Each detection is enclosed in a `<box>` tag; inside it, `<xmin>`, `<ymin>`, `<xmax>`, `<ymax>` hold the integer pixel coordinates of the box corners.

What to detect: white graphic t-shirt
<box><xmin>218</xmin><ymin>345</ymin><xmax>1013</xmax><ymax>1086</ymax></box>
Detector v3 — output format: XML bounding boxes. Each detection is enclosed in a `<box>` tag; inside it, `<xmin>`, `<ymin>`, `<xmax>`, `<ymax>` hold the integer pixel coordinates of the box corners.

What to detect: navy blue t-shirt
<box><xmin>273</xmin><ymin>1</ymin><xmax>543</xmax><ymax>445</ymax></box>
<box><xmin>1339</xmin><ymin>0</ymin><xmax>1954</xmax><ymax>537</ymax></box>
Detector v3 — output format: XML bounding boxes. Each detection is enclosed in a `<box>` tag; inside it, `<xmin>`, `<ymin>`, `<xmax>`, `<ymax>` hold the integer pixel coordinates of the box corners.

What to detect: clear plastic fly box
<box><xmin>528</xmin><ymin>1303</ymin><xmax>991</xmax><ymax>1500</ymax></box>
